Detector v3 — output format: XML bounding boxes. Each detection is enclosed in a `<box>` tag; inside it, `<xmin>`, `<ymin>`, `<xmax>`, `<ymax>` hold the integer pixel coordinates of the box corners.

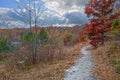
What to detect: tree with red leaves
<box><xmin>85</xmin><ymin>0</ymin><xmax>118</xmax><ymax>47</ymax></box>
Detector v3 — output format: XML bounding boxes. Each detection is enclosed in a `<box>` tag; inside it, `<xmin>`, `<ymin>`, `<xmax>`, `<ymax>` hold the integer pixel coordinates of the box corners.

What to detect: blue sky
<box><xmin>0</xmin><ymin>0</ymin><xmax>89</xmax><ymax>28</ymax></box>
<box><xmin>0</xmin><ymin>0</ymin><xmax>17</xmax><ymax>8</ymax></box>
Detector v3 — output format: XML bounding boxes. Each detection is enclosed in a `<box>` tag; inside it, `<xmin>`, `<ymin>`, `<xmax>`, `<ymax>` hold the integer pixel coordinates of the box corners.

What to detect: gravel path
<box><xmin>64</xmin><ymin>46</ymin><xmax>97</xmax><ymax>80</ymax></box>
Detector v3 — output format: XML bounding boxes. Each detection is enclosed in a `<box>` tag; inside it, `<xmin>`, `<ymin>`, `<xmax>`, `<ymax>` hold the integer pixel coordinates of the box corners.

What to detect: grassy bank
<box><xmin>92</xmin><ymin>42</ymin><xmax>120</xmax><ymax>80</ymax></box>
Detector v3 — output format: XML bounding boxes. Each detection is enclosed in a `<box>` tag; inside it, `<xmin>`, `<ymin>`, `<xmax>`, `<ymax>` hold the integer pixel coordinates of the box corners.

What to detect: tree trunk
<box><xmin>101</xmin><ymin>32</ymin><xmax>104</xmax><ymax>45</ymax></box>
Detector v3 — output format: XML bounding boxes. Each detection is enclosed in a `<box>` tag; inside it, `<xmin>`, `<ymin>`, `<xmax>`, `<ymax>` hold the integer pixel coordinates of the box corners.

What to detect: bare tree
<box><xmin>16</xmin><ymin>0</ymin><xmax>43</xmax><ymax>64</ymax></box>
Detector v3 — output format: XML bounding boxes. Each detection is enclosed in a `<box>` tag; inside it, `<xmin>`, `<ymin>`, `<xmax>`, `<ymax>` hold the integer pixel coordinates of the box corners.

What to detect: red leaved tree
<box><xmin>85</xmin><ymin>0</ymin><xmax>118</xmax><ymax>47</ymax></box>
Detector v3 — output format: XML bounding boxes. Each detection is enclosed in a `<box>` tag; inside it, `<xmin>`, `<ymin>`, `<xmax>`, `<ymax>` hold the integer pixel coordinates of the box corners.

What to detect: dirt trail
<box><xmin>64</xmin><ymin>45</ymin><xmax>97</xmax><ymax>80</ymax></box>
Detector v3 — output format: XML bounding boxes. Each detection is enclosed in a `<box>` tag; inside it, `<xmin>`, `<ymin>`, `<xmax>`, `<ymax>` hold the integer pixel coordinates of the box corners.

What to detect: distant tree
<box><xmin>0</xmin><ymin>38</ymin><xmax>10</xmax><ymax>53</ymax></box>
<box><xmin>1</xmin><ymin>16</ymin><xmax>13</xmax><ymax>42</ymax></box>
<box><xmin>38</xmin><ymin>28</ymin><xmax>48</xmax><ymax>46</ymax></box>
<box><xmin>85</xmin><ymin>0</ymin><xmax>118</xmax><ymax>47</ymax></box>
<box><xmin>23</xmin><ymin>31</ymin><xmax>34</xmax><ymax>43</ymax></box>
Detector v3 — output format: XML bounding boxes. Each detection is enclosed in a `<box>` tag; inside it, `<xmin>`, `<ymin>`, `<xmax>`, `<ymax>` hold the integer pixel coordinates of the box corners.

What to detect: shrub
<box><xmin>22</xmin><ymin>31</ymin><xmax>34</xmax><ymax>43</ymax></box>
<box><xmin>115</xmin><ymin>66</ymin><xmax>120</xmax><ymax>74</ymax></box>
<box><xmin>63</xmin><ymin>34</ymin><xmax>73</xmax><ymax>46</ymax></box>
<box><xmin>111</xmin><ymin>19</ymin><xmax>119</xmax><ymax>29</ymax></box>
<box><xmin>114</xmin><ymin>31</ymin><xmax>120</xmax><ymax>40</ymax></box>
<box><xmin>111</xmin><ymin>19</ymin><xmax>120</xmax><ymax>40</ymax></box>
<box><xmin>109</xmin><ymin>44</ymin><xmax>118</xmax><ymax>53</ymax></box>
<box><xmin>0</xmin><ymin>39</ymin><xmax>10</xmax><ymax>52</ymax></box>
<box><xmin>109</xmin><ymin>44</ymin><xmax>117</xmax><ymax>50</ymax></box>
<box><xmin>66</xmin><ymin>34</ymin><xmax>72</xmax><ymax>42</ymax></box>
<box><xmin>38</xmin><ymin>28</ymin><xmax>48</xmax><ymax>45</ymax></box>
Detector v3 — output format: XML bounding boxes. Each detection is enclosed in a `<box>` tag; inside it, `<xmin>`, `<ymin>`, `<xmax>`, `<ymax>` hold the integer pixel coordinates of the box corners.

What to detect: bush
<box><xmin>63</xmin><ymin>34</ymin><xmax>73</xmax><ymax>46</ymax></box>
<box><xmin>115</xmin><ymin>66</ymin><xmax>120</xmax><ymax>74</ymax></box>
<box><xmin>39</xmin><ymin>28</ymin><xmax>48</xmax><ymax>44</ymax></box>
<box><xmin>111</xmin><ymin>19</ymin><xmax>120</xmax><ymax>40</ymax></box>
<box><xmin>0</xmin><ymin>39</ymin><xmax>10</xmax><ymax>52</ymax></box>
<box><xmin>113</xmin><ymin>31</ymin><xmax>120</xmax><ymax>40</ymax></box>
<box><xmin>22</xmin><ymin>31</ymin><xmax>34</xmax><ymax>43</ymax></box>
<box><xmin>66</xmin><ymin>34</ymin><xmax>72</xmax><ymax>42</ymax></box>
<box><xmin>109</xmin><ymin>44</ymin><xmax>118</xmax><ymax>53</ymax></box>
<box><xmin>111</xmin><ymin>19</ymin><xmax>119</xmax><ymax>29</ymax></box>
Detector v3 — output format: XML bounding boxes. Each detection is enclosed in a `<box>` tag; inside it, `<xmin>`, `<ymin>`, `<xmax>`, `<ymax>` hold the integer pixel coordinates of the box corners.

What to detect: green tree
<box><xmin>0</xmin><ymin>39</ymin><xmax>10</xmax><ymax>52</ymax></box>
<box><xmin>23</xmin><ymin>31</ymin><xmax>34</xmax><ymax>43</ymax></box>
<box><xmin>111</xmin><ymin>19</ymin><xmax>120</xmax><ymax>40</ymax></box>
<box><xmin>39</xmin><ymin>28</ymin><xmax>48</xmax><ymax>46</ymax></box>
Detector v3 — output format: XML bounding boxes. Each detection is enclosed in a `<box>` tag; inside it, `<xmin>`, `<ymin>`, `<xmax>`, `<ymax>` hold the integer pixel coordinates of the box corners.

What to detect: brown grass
<box><xmin>92</xmin><ymin>42</ymin><xmax>120</xmax><ymax>80</ymax></box>
<box><xmin>0</xmin><ymin>43</ymin><xmax>84</xmax><ymax>80</ymax></box>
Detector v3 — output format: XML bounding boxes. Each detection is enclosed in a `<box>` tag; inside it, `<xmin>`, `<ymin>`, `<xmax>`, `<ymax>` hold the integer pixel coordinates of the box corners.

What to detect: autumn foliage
<box><xmin>85</xmin><ymin>0</ymin><xmax>118</xmax><ymax>47</ymax></box>
<box><xmin>63</xmin><ymin>34</ymin><xmax>72</xmax><ymax>46</ymax></box>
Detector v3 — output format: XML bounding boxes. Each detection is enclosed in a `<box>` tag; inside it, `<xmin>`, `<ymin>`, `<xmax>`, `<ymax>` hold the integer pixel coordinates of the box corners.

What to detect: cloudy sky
<box><xmin>0</xmin><ymin>0</ymin><xmax>88</xmax><ymax>28</ymax></box>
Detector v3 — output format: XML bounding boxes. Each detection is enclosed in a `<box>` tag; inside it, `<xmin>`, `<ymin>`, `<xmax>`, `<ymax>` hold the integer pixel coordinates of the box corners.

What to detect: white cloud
<box><xmin>34</xmin><ymin>0</ymin><xmax>40</xmax><ymax>4</ymax></box>
<box><xmin>0</xmin><ymin>0</ymin><xmax>89</xmax><ymax>28</ymax></box>
<box><xmin>16</xmin><ymin>0</ymin><xmax>20</xmax><ymax>2</ymax></box>
<box><xmin>43</xmin><ymin>0</ymin><xmax>88</xmax><ymax>15</ymax></box>
<box><xmin>16</xmin><ymin>9</ymin><xmax>21</xmax><ymax>13</ymax></box>
<box><xmin>40</xmin><ymin>0</ymin><xmax>88</xmax><ymax>25</ymax></box>
<box><xmin>22</xmin><ymin>8</ymin><xmax>27</xmax><ymax>12</ymax></box>
<box><xmin>0</xmin><ymin>8</ymin><xmax>28</xmax><ymax>28</ymax></box>
<box><xmin>0</xmin><ymin>8</ymin><xmax>11</xmax><ymax>14</ymax></box>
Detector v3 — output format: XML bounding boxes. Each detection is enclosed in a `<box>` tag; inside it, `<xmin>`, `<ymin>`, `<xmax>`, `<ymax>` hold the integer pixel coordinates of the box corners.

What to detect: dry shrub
<box><xmin>37</xmin><ymin>45</ymin><xmax>65</xmax><ymax>61</ymax></box>
<box><xmin>7</xmin><ymin>45</ymin><xmax>65</xmax><ymax>70</ymax></box>
<box><xmin>92</xmin><ymin>42</ymin><xmax>118</xmax><ymax>80</ymax></box>
<box><xmin>5</xmin><ymin>43</ymin><xmax>81</xmax><ymax>70</ymax></box>
<box><xmin>0</xmin><ymin>70</ymin><xmax>10</xmax><ymax>80</ymax></box>
<box><xmin>0</xmin><ymin>43</ymin><xmax>84</xmax><ymax>80</ymax></box>
<box><xmin>10</xmin><ymin>44</ymin><xmax>81</xmax><ymax>68</ymax></box>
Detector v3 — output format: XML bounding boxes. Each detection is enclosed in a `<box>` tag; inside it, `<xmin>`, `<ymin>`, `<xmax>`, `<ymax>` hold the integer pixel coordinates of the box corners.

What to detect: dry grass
<box><xmin>0</xmin><ymin>43</ymin><xmax>84</xmax><ymax>80</ymax></box>
<box><xmin>92</xmin><ymin>42</ymin><xmax>120</xmax><ymax>80</ymax></box>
